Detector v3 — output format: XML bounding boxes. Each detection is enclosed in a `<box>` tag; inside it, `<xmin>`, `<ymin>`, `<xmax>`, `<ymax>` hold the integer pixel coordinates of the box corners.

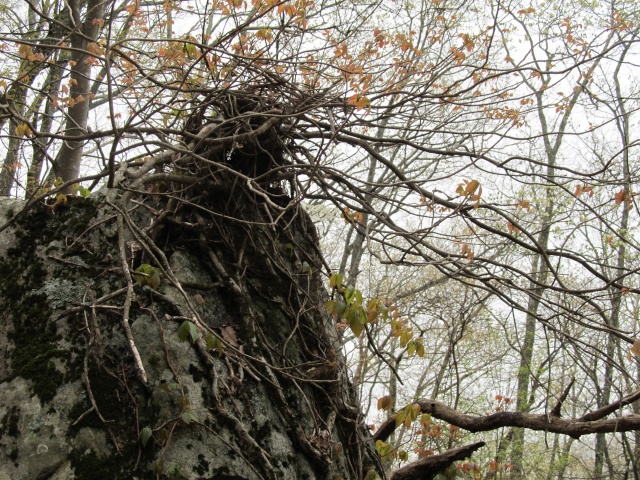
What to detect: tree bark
<box><xmin>390</xmin><ymin>442</ymin><xmax>485</xmax><ymax>480</ymax></box>
<box><xmin>374</xmin><ymin>397</ymin><xmax>640</xmax><ymax>443</ymax></box>
<box><xmin>52</xmin><ymin>0</ymin><xmax>106</xmax><ymax>189</ymax></box>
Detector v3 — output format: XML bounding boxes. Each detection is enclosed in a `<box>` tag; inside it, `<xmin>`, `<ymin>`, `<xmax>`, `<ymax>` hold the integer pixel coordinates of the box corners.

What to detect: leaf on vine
<box><xmin>395</xmin><ymin>409</ymin><xmax>406</xmax><ymax>427</ymax></box>
<box><xmin>220</xmin><ymin>325</ymin><xmax>238</xmax><ymax>347</ymax></box>
<box><xmin>74</xmin><ymin>184</ymin><xmax>91</xmax><ymax>197</ymax></box>
<box><xmin>181</xmin><ymin>410</ymin><xmax>198</xmax><ymax>425</ymax></box>
<box><xmin>349</xmin><ymin>316</ymin><xmax>365</xmax><ymax>337</ymax></box>
<box><xmin>134</xmin><ymin>264</ymin><xmax>162</xmax><ymax>289</ymax></box>
<box><xmin>178</xmin><ymin>320</ymin><xmax>198</xmax><ymax>343</ymax></box>
<box><xmin>420</xmin><ymin>413</ymin><xmax>432</xmax><ymax>427</ymax></box>
<box><xmin>140</xmin><ymin>426</ymin><xmax>153</xmax><ymax>447</ymax></box>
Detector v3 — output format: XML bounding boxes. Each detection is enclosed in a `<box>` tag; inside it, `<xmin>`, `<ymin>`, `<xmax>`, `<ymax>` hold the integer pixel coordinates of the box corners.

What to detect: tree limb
<box><xmin>390</xmin><ymin>442</ymin><xmax>485</xmax><ymax>480</ymax></box>
<box><xmin>375</xmin><ymin>398</ymin><xmax>640</xmax><ymax>442</ymax></box>
<box><xmin>580</xmin><ymin>388</ymin><xmax>640</xmax><ymax>422</ymax></box>
<box><xmin>551</xmin><ymin>377</ymin><xmax>575</xmax><ymax>417</ymax></box>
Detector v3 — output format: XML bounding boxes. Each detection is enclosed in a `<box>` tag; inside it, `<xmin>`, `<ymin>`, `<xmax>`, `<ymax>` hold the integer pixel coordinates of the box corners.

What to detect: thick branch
<box><xmin>390</xmin><ymin>442</ymin><xmax>485</xmax><ymax>480</ymax></box>
<box><xmin>580</xmin><ymin>388</ymin><xmax>640</xmax><ymax>422</ymax></box>
<box><xmin>375</xmin><ymin>398</ymin><xmax>640</xmax><ymax>441</ymax></box>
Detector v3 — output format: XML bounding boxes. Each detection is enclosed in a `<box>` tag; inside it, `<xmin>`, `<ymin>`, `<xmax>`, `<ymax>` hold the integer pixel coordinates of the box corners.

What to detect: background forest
<box><xmin>1</xmin><ymin>0</ymin><xmax>639</xmax><ymax>478</ymax></box>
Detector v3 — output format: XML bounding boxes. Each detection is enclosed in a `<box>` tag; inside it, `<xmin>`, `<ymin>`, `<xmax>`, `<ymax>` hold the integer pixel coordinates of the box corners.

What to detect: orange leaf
<box><xmin>15</xmin><ymin>123</ymin><xmax>32</xmax><ymax>137</ymax></box>
<box><xmin>86</xmin><ymin>42</ymin><xmax>102</xmax><ymax>56</ymax></box>
<box><xmin>614</xmin><ymin>189</ymin><xmax>627</xmax><ymax>205</ymax></box>
<box><xmin>506</xmin><ymin>221</ymin><xmax>520</xmax><ymax>235</ymax></box>
<box><xmin>347</xmin><ymin>94</ymin><xmax>370</xmax><ymax>110</ymax></box>
<box><xmin>465</xmin><ymin>179</ymin><xmax>480</xmax><ymax>195</ymax></box>
<box><xmin>17</xmin><ymin>44</ymin><xmax>32</xmax><ymax>58</ymax></box>
<box><xmin>377</xmin><ymin>395</ymin><xmax>393</xmax><ymax>411</ymax></box>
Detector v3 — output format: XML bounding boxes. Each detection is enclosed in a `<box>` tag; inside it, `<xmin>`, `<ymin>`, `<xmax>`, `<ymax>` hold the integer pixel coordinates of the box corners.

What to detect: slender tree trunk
<box><xmin>0</xmin><ymin>76</ymin><xmax>30</xmax><ymax>196</ymax></box>
<box><xmin>508</xmin><ymin>37</ymin><xmax>611</xmax><ymax>471</ymax></box>
<box><xmin>53</xmin><ymin>0</ymin><xmax>106</xmax><ymax>189</ymax></box>
<box><xmin>511</xmin><ymin>145</ymin><xmax>554</xmax><ymax>478</ymax></box>
<box><xmin>352</xmin><ymin>334</ymin><xmax>367</xmax><ymax>393</ymax></box>
<box><xmin>0</xmin><ymin>2</ymin><xmax>58</xmax><ymax>195</ymax></box>
<box><xmin>511</xmin><ymin>234</ymin><xmax>551</xmax><ymax>476</ymax></box>
<box><xmin>556</xmin><ymin>438</ymin><xmax>574</xmax><ymax>480</ymax></box>
<box><xmin>26</xmin><ymin>61</ymin><xmax>64</xmax><ymax>197</ymax></box>
<box><xmin>595</xmin><ymin>41</ymin><xmax>632</xmax><ymax>480</ymax></box>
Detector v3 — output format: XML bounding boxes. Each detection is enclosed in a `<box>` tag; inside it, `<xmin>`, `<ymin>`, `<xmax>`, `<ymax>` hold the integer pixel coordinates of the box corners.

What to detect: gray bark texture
<box><xmin>0</xmin><ymin>187</ymin><xmax>380</xmax><ymax>479</ymax></box>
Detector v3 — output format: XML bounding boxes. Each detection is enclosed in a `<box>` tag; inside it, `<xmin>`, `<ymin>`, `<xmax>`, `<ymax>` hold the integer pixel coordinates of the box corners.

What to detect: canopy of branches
<box><xmin>1</xmin><ymin>0</ymin><xmax>640</xmax><ymax>478</ymax></box>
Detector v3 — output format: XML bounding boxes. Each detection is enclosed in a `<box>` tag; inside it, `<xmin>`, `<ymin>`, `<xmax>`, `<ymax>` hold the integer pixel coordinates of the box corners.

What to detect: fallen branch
<box><xmin>375</xmin><ymin>397</ymin><xmax>640</xmax><ymax>442</ymax></box>
<box><xmin>390</xmin><ymin>442</ymin><xmax>485</xmax><ymax>480</ymax></box>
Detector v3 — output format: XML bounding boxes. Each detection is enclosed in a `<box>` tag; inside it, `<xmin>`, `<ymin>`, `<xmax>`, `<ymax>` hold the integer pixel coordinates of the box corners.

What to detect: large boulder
<box><xmin>0</xmin><ymin>191</ymin><xmax>379</xmax><ymax>480</ymax></box>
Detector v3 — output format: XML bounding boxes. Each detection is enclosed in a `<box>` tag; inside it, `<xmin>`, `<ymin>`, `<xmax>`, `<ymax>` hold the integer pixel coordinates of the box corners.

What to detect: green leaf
<box><xmin>395</xmin><ymin>410</ymin><xmax>406</xmax><ymax>427</ymax></box>
<box><xmin>178</xmin><ymin>321</ymin><xmax>198</xmax><ymax>343</ymax></box>
<box><xmin>178</xmin><ymin>395</ymin><xmax>190</xmax><ymax>410</ymax></box>
<box><xmin>363</xmin><ymin>469</ymin><xmax>381</xmax><ymax>480</ymax></box>
<box><xmin>283</xmin><ymin>243</ymin><xmax>295</xmax><ymax>258</ymax></box>
<box><xmin>161</xmin><ymin>382</ymin><xmax>181</xmax><ymax>393</ymax></box>
<box><xmin>354</xmin><ymin>289</ymin><xmax>363</xmax><ymax>306</ymax></box>
<box><xmin>420</xmin><ymin>413</ymin><xmax>432</xmax><ymax>427</ymax></box>
<box><xmin>181</xmin><ymin>410</ymin><xmax>198</xmax><ymax>425</ymax></box>
<box><xmin>349</xmin><ymin>317</ymin><xmax>364</xmax><ymax>337</ymax></box>
<box><xmin>205</xmin><ymin>333</ymin><xmax>218</xmax><ymax>350</ymax></box>
<box><xmin>157</xmin><ymin>428</ymin><xmax>169</xmax><ymax>445</ymax></box>
<box><xmin>324</xmin><ymin>299</ymin><xmax>337</xmax><ymax>316</ymax></box>
<box><xmin>140</xmin><ymin>426</ymin><xmax>153</xmax><ymax>447</ymax></box>
<box><xmin>375</xmin><ymin>440</ymin><xmax>393</xmax><ymax>457</ymax></box>
<box><xmin>344</xmin><ymin>285</ymin><xmax>356</xmax><ymax>303</ymax></box>
<box><xmin>74</xmin><ymin>185</ymin><xmax>91</xmax><ymax>197</ymax></box>
<box><xmin>134</xmin><ymin>264</ymin><xmax>162</xmax><ymax>290</ymax></box>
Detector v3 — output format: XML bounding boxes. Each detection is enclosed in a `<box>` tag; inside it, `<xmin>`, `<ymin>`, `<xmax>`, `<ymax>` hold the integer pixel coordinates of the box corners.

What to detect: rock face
<box><xmin>0</xmin><ymin>192</ymin><xmax>380</xmax><ymax>480</ymax></box>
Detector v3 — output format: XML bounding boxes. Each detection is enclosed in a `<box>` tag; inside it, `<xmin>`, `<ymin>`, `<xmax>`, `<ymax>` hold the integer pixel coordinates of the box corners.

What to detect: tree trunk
<box><xmin>52</xmin><ymin>0</ymin><xmax>106</xmax><ymax>189</ymax></box>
